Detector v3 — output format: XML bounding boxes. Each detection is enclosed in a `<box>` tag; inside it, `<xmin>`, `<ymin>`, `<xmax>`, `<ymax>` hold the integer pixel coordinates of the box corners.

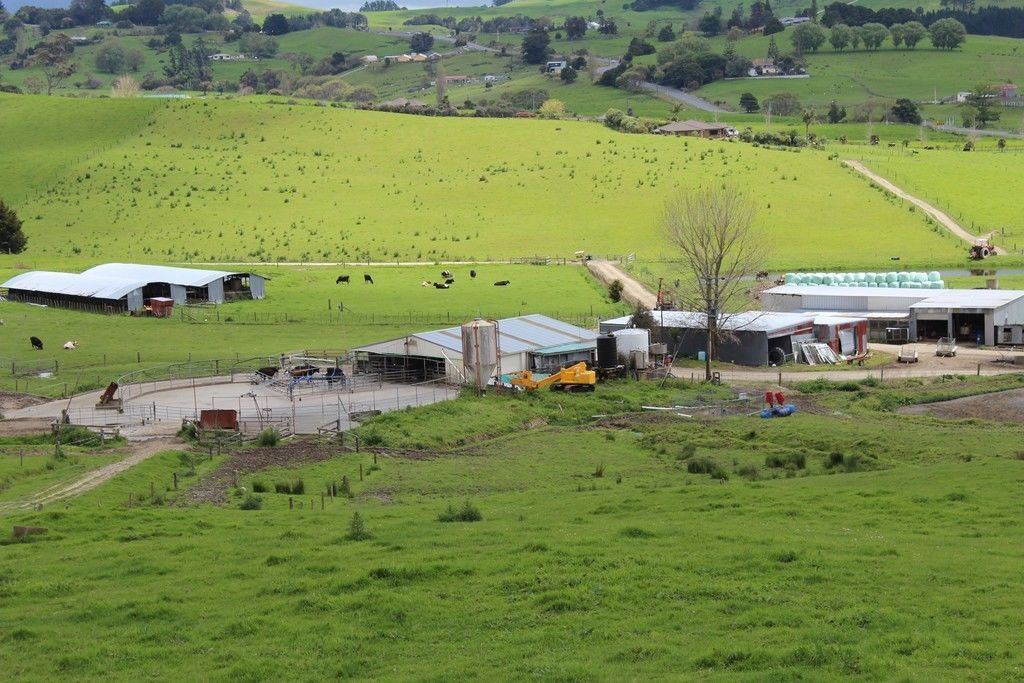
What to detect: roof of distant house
<box><xmin>656</xmin><ymin>119</ymin><xmax>730</xmax><ymax>134</ymax></box>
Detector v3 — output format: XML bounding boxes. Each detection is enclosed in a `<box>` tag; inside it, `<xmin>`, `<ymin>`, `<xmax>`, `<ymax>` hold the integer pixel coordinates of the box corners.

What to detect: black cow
<box><xmin>441</xmin><ymin>270</ymin><xmax>452</xmax><ymax>279</ymax></box>
<box><xmin>755</xmin><ymin>270</ymin><xmax>770</xmax><ymax>280</ymax></box>
<box><xmin>444</xmin><ymin>277</ymin><xmax>455</xmax><ymax>285</ymax></box>
<box><xmin>470</xmin><ymin>269</ymin><xmax>477</xmax><ymax>279</ymax></box>
<box><xmin>30</xmin><ymin>336</ymin><xmax>43</xmax><ymax>350</ymax></box>
<box><xmin>336</xmin><ymin>275</ymin><xmax>350</xmax><ymax>284</ymax></box>
<box><xmin>433</xmin><ymin>282</ymin><xmax>450</xmax><ymax>289</ymax></box>
<box><xmin>255</xmin><ymin>366</ymin><xmax>279</xmax><ymax>380</ymax></box>
<box><xmin>324</xmin><ymin>367</ymin><xmax>346</xmax><ymax>385</ymax></box>
<box><xmin>493</xmin><ymin>280</ymin><xmax>510</xmax><ymax>287</ymax></box>
<box><xmin>364</xmin><ymin>273</ymin><xmax>374</xmax><ymax>284</ymax></box>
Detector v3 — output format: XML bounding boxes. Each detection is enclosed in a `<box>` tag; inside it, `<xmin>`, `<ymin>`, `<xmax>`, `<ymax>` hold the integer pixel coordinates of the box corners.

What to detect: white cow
<box><xmin>63</xmin><ymin>340</ymin><xmax>78</xmax><ymax>350</ymax></box>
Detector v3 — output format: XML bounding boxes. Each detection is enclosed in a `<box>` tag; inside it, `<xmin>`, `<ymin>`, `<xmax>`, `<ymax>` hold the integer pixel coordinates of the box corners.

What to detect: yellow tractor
<box><xmin>510</xmin><ymin>362</ymin><xmax>597</xmax><ymax>392</ymax></box>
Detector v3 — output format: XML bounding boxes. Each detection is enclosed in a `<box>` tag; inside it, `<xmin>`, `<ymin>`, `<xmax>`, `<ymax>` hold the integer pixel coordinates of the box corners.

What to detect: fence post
<box><xmin>173</xmin><ymin>472</ymin><xmax>178</xmax><ymax>490</ymax></box>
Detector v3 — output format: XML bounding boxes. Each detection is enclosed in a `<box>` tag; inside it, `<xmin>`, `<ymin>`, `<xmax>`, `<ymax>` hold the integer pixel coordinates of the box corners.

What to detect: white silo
<box><xmin>461</xmin><ymin>319</ymin><xmax>499</xmax><ymax>392</ymax></box>
<box><xmin>612</xmin><ymin>328</ymin><xmax>650</xmax><ymax>368</ymax></box>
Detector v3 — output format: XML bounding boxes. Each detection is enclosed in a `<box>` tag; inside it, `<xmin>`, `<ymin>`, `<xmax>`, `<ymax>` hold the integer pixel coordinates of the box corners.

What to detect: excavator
<box><xmin>510</xmin><ymin>362</ymin><xmax>596</xmax><ymax>392</ymax></box>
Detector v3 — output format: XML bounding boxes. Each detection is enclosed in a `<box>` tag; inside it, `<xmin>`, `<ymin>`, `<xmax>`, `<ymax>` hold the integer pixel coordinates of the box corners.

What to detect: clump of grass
<box><xmin>772</xmin><ymin>549</ymin><xmax>798</xmax><ymax>563</ymax></box>
<box><xmin>346</xmin><ymin>511</ymin><xmax>372</xmax><ymax>541</ymax></box>
<box><xmin>239</xmin><ymin>494</ymin><xmax>263</xmax><ymax>510</ymax></box>
<box><xmin>361</xmin><ymin>429</ymin><xmax>383</xmax><ymax>447</ymax></box>
<box><xmin>251</xmin><ymin>479</ymin><xmax>268</xmax><ymax>493</ymax></box>
<box><xmin>736</xmin><ymin>464</ymin><xmax>760</xmax><ymax>480</ymax></box>
<box><xmin>765</xmin><ymin>452</ymin><xmax>806</xmax><ymax>469</ymax></box>
<box><xmin>676</xmin><ymin>443</ymin><xmax>697</xmax><ymax>460</ymax></box>
<box><xmin>686</xmin><ymin>456</ymin><xmax>728</xmax><ymax>480</ymax></box>
<box><xmin>177</xmin><ymin>422</ymin><xmax>198</xmax><ymax>441</ymax></box>
<box><xmin>256</xmin><ymin>428</ymin><xmax>281</xmax><ymax>447</ymax></box>
<box><xmin>620</xmin><ymin>526</ymin><xmax>655</xmax><ymax>538</ymax></box>
<box><xmin>274</xmin><ymin>479</ymin><xmax>304</xmax><ymax>495</ymax></box>
<box><xmin>825</xmin><ymin>452</ymin><xmax>868</xmax><ymax>473</ymax></box>
<box><xmin>438</xmin><ymin>501</ymin><xmax>483</xmax><ymax>523</ymax></box>
<box><xmin>592</xmin><ymin>463</ymin><xmax>605</xmax><ymax>478</ymax></box>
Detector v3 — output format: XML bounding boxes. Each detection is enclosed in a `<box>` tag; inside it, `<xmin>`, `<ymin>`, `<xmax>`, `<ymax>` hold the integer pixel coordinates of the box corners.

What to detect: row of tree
<box><xmin>789</xmin><ymin>17</ymin><xmax>966</xmax><ymax>53</ymax></box>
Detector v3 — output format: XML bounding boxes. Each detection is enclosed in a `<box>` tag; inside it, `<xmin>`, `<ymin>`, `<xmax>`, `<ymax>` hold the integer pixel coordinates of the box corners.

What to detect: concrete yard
<box><xmin>5</xmin><ymin>377</ymin><xmax>458</xmax><ymax>436</ymax></box>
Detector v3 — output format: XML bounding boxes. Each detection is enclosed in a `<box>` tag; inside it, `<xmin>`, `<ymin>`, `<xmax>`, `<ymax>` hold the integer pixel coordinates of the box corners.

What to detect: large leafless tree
<box><xmin>663</xmin><ymin>185</ymin><xmax>765</xmax><ymax>381</ymax></box>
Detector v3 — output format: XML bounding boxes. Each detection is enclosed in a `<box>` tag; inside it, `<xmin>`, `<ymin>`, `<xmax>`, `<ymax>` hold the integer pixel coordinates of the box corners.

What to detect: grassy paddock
<box><xmin>1</xmin><ymin>375</ymin><xmax>1023</xmax><ymax>678</ymax></box>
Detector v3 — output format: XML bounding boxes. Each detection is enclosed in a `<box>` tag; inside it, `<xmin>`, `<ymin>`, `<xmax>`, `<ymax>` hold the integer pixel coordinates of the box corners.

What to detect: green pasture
<box><xmin>856</xmin><ymin>145</ymin><xmax>1024</xmax><ymax>252</ymax></box>
<box><xmin>699</xmin><ymin>34</ymin><xmax>1024</xmax><ymax>109</ymax></box>
<box><xmin>0</xmin><ymin>262</ymin><xmax>624</xmax><ymax>397</ymax></box>
<box><xmin>1</xmin><ymin>376</ymin><xmax>1024</xmax><ymax>678</ymax></box>
<box><xmin>0</xmin><ymin>93</ymin><xmax>970</xmax><ymax>272</ymax></box>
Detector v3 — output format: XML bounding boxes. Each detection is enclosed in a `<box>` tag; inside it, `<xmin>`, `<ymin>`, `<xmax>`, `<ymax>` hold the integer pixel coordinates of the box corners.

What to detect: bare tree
<box><xmin>30</xmin><ymin>33</ymin><xmax>77</xmax><ymax>95</ymax></box>
<box><xmin>663</xmin><ymin>185</ymin><xmax>765</xmax><ymax>381</ymax></box>
<box><xmin>112</xmin><ymin>75</ymin><xmax>140</xmax><ymax>98</ymax></box>
<box><xmin>434</xmin><ymin>58</ymin><xmax>447</xmax><ymax>107</ymax></box>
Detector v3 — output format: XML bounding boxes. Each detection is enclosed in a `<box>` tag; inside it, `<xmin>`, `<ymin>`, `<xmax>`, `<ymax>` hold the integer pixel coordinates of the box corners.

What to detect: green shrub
<box><xmin>239</xmin><ymin>495</ymin><xmax>263</xmax><ymax>510</ymax></box>
<box><xmin>346</xmin><ymin>511</ymin><xmax>372</xmax><ymax>540</ymax></box>
<box><xmin>251</xmin><ymin>479</ymin><xmax>268</xmax><ymax>493</ymax></box>
<box><xmin>257</xmin><ymin>428</ymin><xmax>281</xmax><ymax>447</ymax></box>
<box><xmin>438</xmin><ymin>500</ymin><xmax>483</xmax><ymax>523</ymax></box>
<box><xmin>177</xmin><ymin>422</ymin><xmax>198</xmax><ymax>441</ymax></box>
<box><xmin>765</xmin><ymin>452</ymin><xmax>806</xmax><ymax>469</ymax></box>
<box><xmin>273</xmin><ymin>479</ymin><xmax>304</xmax><ymax>495</ymax></box>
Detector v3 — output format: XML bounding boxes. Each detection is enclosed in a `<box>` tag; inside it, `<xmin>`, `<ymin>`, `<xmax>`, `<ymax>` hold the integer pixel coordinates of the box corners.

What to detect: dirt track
<box><xmin>0</xmin><ymin>437</ymin><xmax>181</xmax><ymax>514</ymax></box>
<box><xmin>899</xmin><ymin>387</ymin><xmax>1024</xmax><ymax>422</ymax></box>
<box><xmin>585</xmin><ymin>260</ymin><xmax>657</xmax><ymax>309</ymax></box>
<box><xmin>843</xmin><ymin>160</ymin><xmax>1005</xmax><ymax>254</ymax></box>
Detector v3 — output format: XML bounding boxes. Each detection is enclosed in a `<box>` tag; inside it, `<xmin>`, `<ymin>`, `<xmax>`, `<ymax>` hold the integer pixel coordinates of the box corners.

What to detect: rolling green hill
<box><xmin>0</xmin><ymin>92</ymin><xmax>967</xmax><ymax>270</ymax></box>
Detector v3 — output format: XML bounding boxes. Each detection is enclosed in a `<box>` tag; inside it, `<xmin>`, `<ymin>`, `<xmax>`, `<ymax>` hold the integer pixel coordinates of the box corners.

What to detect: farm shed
<box><xmin>655</xmin><ymin>120</ymin><xmax>730</xmax><ymax>138</ymax></box>
<box><xmin>352</xmin><ymin>314</ymin><xmax>598</xmax><ymax>383</ymax></box>
<box><xmin>813</xmin><ymin>316</ymin><xmax>869</xmax><ymax>356</ymax></box>
<box><xmin>600</xmin><ymin>311</ymin><xmax>815</xmax><ymax>366</ymax></box>
<box><xmin>1</xmin><ymin>263</ymin><xmax>266</xmax><ymax>313</ymax></box>
<box><xmin>763</xmin><ymin>285</ymin><xmax>1024</xmax><ymax>346</ymax></box>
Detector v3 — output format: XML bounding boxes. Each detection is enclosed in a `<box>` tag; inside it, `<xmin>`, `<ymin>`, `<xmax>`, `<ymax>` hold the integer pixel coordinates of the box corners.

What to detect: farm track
<box><xmin>585</xmin><ymin>260</ymin><xmax>657</xmax><ymax>309</ymax></box>
<box><xmin>843</xmin><ymin>160</ymin><xmax>1006</xmax><ymax>254</ymax></box>
<box><xmin>0</xmin><ymin>437</ymin><xmax>180</xmax><ymax>514</ymax></box>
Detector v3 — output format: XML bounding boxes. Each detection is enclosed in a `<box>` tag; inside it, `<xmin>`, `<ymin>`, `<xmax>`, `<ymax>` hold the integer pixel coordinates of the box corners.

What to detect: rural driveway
<box><xmin>843</xmin><ymin>160</ymin><xmax>1005</xmax><ymax>254</ymax></box>
<box><xmin>585</xmin><ymin>260</ymin><xmax>657</xmax><ymax>309</ymax></box>
<box><xmin>923</xmin><ymin>121</ymin><xmax>1024</xmax><ymax>140</ymax></box>
<box><xmin>639</xmin><ymin>83</ymin><xmax>727</xmax><ymax>114</ymax></box>
<box><xmin>0</xmin><ymin>437</ymin><xmax>180</xmax><ymax>514</ymax></box>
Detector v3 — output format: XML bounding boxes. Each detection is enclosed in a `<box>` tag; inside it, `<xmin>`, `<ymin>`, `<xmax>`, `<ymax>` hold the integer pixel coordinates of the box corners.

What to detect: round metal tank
<box><xmin>612</xmin><ymin>328</ymin><xmax>650</xmax><ymax>367</ymax></box>
<box><xmin>461</xmin><ymin>319</ymin><xmax>498</xmax><ymax>390</ymax></box>
<box><xmin>596</xmin><ymin>334</ymin><xmax>617</xmax><ymax>369</ymax></box>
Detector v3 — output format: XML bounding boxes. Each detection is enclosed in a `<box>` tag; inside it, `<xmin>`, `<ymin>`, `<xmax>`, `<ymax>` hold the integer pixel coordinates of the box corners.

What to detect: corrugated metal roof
<box><xmin>358</xmin><ymin>314</ymin><xmax>597</xmax><ymax>356</ymax></box>
<box><xmin>534</xmin><ymin>341</ymin><xmax>596</xmax><ymax>355</ymax></box>
<box><xmin>81</xmin><ymin>263</ymin><xmax>239</xmax><ymax>288</ymax></box>
<box><xmin>601</xmin><ymin>310</ymin><xmax>814</xmax><ymax>333</ymax></box>
<box><xmin>768</xmin><ymin>285</ymin><xmax>1024</xmax><ymax>310</ymax></box>
<box><xmin>1</xmin><ymin>270</ymin><xmax>144</xmax><ymax>299</ymax></box>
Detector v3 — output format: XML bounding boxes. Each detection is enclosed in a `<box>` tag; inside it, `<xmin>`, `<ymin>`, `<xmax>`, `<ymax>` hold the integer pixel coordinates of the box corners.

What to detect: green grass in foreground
<box><xmin>1</xmin><ymin>375</ymin><xmax>1023</xmax><ymax>678</ymax></box>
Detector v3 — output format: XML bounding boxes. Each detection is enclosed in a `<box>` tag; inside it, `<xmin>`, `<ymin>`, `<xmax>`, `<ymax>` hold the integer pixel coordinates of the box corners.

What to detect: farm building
<box><xmin>763</xmin><ymin>285</ymin><xmax>1024</xmax><ymax>346</ymax></box>
<box><xmin>1</xmin><ymin>263</ymin><xmax>266</xmax><ymax>313</ymax></box>
<box><xmin>352</xmin><ymin>314</ymin><xmax>597</xmax><ymax>383</ymax></box>
<box><xmin>600</xmin><ymin>311</ymin><xmax>819</xmax><ymax>366</ymax></box>
<box><xmin>655</xmin><ymin>120</ymin><xmax>731</xmax><ymax>138</ymax></box>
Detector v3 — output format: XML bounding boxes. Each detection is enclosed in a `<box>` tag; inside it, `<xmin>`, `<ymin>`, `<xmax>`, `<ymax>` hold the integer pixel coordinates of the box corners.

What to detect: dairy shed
<box><xmin>352</xmin><ymin>314</ymin><xmax>598</xmax><ymax>383</ymax></box>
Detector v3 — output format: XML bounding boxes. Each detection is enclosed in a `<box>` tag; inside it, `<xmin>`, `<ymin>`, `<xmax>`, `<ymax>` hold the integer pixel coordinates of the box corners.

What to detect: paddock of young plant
<box><xmin>1</xmin><ymin>376</ymin><xmax>1023</xmax><ymax>679</ymax></box>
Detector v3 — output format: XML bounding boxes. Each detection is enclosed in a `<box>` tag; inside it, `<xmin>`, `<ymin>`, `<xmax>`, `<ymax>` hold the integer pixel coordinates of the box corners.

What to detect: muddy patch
<box><xmin>899</xmin><ymin>387</ymin><xmax>1024</xmax><ymax>423</ymax></box>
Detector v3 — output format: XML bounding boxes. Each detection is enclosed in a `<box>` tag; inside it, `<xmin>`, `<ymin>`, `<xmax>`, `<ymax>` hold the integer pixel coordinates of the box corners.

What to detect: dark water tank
<box><xmin>596</xmin><ymin>334</ymin><xmax>617</xmax><ymax>368</ymax></box>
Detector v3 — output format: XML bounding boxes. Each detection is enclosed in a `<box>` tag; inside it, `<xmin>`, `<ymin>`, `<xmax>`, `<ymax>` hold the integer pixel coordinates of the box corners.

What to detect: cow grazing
<box><xmin>364</xmin><ymin>274</ymin><xmax>374</xmax><ymax>284</ymax></box>
<box><xmin>336</xmin><ymin>275</ymin><xmax>350</xmax><ymax>284</ymax></box>
<box><xmin>470</xmin><ymin>269</ymin><xmax>477</xmax><ymax>279</ymax></box>
<box><xmin>493</xmin><ymin>280</ymin><xmax>510</xmax><ymax>287</ymax></box>
<box><xmin>63</xmin><ymin>341</ymin><xmax>78</xmax><ymax>350</ymax></box>
<box><xmin>30</xmin><ymin>336</ymin><xmax>43</xmax><ymax>350</ymax></box>
<box><xmin>444</xmin><ymin>277</ymin><xmax>455</xmax><ymax>285</ymax></box>
<box><xmin>433</xmin><ymin>282</ymin><xmax>450</xmax><ymax>289</ymax></box>
<box><xmin>255</xmin><ymin>366</ymin><xmax>279</xmax><ymax>380</ymax></box>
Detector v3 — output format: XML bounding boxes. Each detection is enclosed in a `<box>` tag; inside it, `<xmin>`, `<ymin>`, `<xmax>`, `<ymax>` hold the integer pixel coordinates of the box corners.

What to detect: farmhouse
<box><xmin>656</xmin><ymin>120</ymin><xmax>731</xmax><ymax>138</ymax></box>
<box><xmin>1</xmin><ymin>263</ymin><xmax>266</xmax><ymax>314</ymax></box>
<box><xmin>763</xmin><ymin>285</ymin><xmax>1024</xmax><ymax>346</ymax></box>
<box><xmin>748</xmin><ymin>58</ymin><xmax>781</xmax><ymax>76</ymax></box>
<box><xmin>352</xmin><ymin>314</ymin><xmax>597</xmax><ymax>382</ymax></box>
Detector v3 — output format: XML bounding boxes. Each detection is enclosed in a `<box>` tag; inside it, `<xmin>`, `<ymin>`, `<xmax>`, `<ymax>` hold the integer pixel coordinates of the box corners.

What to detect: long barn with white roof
<box><xmin>1</xmin><ymin>263</ymin><xmax>266</xmax><ymax>313</ymax></box>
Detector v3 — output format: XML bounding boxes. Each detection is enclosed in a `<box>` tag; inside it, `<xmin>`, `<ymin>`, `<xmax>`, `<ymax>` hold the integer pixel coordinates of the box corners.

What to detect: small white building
<box><xmin>545</xmin><ymin>60</ymin><xmax>567</xmax><ymax>74</ymax></box>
